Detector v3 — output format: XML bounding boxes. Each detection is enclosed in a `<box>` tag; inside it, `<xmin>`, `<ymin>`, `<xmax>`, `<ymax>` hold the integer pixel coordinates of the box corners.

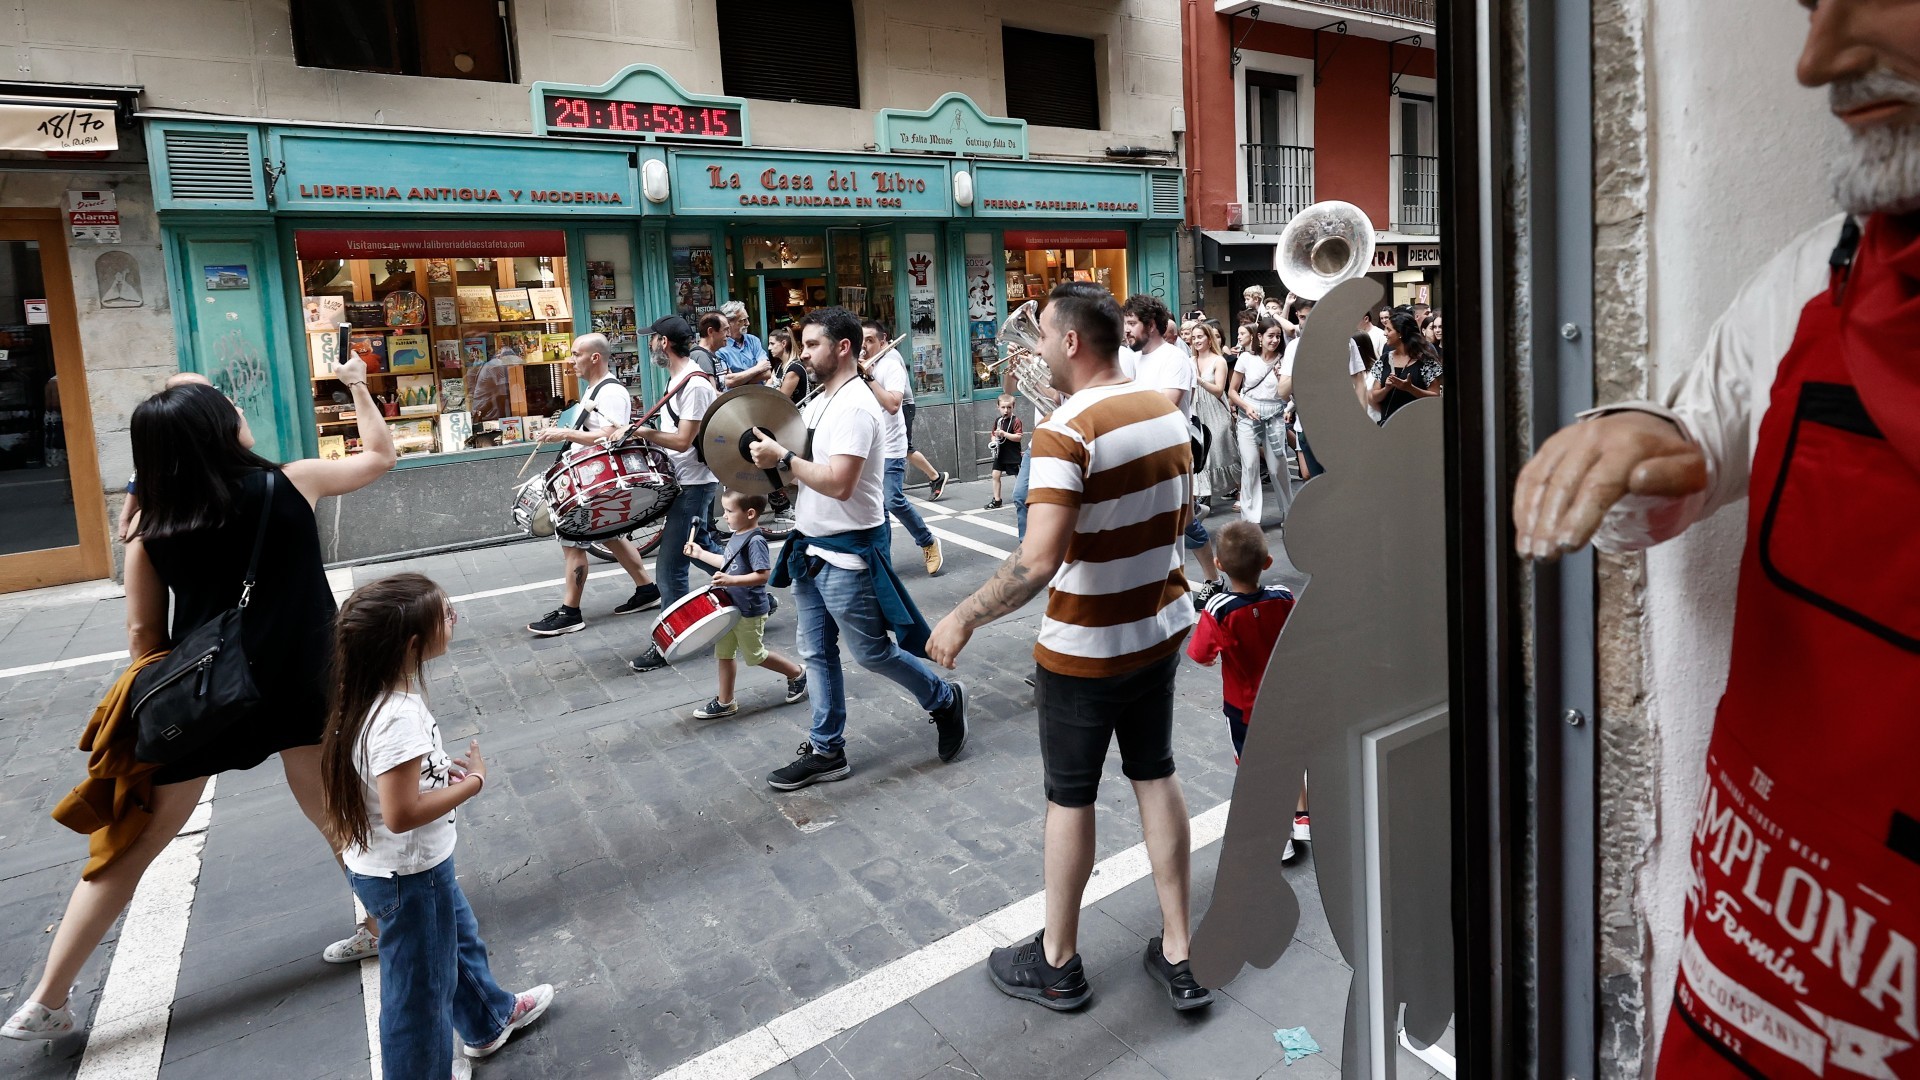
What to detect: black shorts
<box><xmin>1224</xmin><ymin>703</ymin><xmax>1247</xmax><ymax>760</ymax></box>
<box><xmin>993</xmin><ymin>444</ymin><xmax>1023</xmax><ymax>474</ymax></box>
<box><xmin>1034</xmin><ymin>650</ymin><xmax>1180</xmax><ymax>807</ymax></box>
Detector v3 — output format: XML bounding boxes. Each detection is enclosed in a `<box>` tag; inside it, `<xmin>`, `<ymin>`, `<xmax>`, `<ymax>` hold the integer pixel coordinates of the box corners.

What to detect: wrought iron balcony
<box><xmin>1392</xmin><ymin>153</ymin><xmax>1440</xmax><ymax>234</ymax></box>
<box><xmin>1242</xmin><ymin>143</ymin><xmax>1315</xmax><ymax>226</ymax></box>
<box><xmin>1313</xmin><ymin>0</ymin><xmax>1434</xmax><ymax>23</ymax></box>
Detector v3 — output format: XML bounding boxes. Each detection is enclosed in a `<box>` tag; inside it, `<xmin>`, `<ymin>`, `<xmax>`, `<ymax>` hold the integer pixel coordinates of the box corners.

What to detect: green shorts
<box><xmin>713</xmin><ymin>614</ymin><xmax>771</xmax><ymax>666</ymax></box>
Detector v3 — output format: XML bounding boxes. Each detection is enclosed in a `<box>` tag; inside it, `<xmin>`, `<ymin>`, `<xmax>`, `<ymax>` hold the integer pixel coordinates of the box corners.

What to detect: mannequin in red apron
<box><xmin>1514</xmin><ymin>4</ymin><xmax>1920</xmax><ymax>1075</ymax></box>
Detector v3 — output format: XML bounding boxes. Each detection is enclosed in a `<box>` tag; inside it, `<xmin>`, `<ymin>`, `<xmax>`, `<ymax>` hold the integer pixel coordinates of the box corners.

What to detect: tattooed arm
<box><xmin>927</xmin><ymin>502</ymin><xmax>1076</xmax><ymax>668</ymax></box>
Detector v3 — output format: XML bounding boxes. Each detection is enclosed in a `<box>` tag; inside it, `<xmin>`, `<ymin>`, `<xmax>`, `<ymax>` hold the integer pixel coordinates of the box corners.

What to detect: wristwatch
<box><xmin>780</xmin><ymin>449</ymin><xmax>796</xmax><ymax>470</ymax></box>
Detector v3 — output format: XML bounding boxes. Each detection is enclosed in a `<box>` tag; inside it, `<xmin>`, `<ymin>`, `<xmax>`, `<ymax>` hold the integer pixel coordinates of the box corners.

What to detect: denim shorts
<box><xmin>1033</xmin><ymin>650</ymin><xmax>1180</xmax><ymax>807</ymax></box>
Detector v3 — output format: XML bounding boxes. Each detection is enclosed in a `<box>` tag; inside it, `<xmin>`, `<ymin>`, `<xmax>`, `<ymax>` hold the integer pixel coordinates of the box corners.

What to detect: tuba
<box><xmin>992</xmin><ymin>300</ymin><xmax>1058</xmax><ymax>413</ymax></box>
<box><xmin>1275</xmin><ymin>200</ymin><xmax>1376</xmax><ymax>300</ymax></box>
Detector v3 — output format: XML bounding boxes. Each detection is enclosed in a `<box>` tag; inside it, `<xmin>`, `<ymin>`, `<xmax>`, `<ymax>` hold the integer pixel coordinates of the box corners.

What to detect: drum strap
<box><xmin>575</xmin><ymin>377</ymin><xmax>624</xmax><ymax>431</ymax></box>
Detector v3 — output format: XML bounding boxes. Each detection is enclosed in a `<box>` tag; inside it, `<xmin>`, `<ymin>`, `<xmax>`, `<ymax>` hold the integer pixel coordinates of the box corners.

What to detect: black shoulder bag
<box><xmin>132</xmin><ymin>472</ymin><xmax>277</xmax><ymax>765</ymax></box>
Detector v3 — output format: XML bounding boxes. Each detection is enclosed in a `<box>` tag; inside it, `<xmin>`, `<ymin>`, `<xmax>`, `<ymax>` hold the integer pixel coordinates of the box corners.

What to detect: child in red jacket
<box><xmin>1186</xmin><ymin>521</ymin><xmax>1309</xmax><ymax>860</ymax></box>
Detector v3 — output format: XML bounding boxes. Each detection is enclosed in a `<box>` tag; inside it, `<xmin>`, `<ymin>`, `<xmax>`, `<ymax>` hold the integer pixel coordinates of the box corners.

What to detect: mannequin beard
<box><xmin>1831</xmin><ymin>71</ymin><xmax>1920</xmax><ymax>215</ymax></box>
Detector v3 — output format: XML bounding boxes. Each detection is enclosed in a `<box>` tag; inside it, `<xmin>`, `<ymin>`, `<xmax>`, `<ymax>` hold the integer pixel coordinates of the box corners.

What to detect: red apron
<box><xmin>1657</xmin><ymin>213</ymin><xmax>1920</xmax><ymax>1079</ymax></box>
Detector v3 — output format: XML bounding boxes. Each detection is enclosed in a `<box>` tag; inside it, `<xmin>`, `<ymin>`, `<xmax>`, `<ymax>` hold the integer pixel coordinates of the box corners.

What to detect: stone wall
<box><xmin>10</xmin><ymin>0</ymin><xmax>1183</xmax><ymax>159</ymax></box>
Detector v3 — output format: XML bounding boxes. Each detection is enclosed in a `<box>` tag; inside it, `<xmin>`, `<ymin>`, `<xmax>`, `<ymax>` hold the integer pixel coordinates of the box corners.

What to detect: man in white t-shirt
<box><xmin>860</xmin><ymin>320</ymin><xmax>943</xmax><ymax>576</ymax></box>
<box><xmin>1124</xmin><ymin>295</ymin><xmax>1223</xmax><ymax>605</ymax></box>
<box><xmin>627</xmin><ymin>315</ymin><xmax>722</xmax><ymax>672</ymax></box>
<box><xmin>527</xmin><ymin>334</ymin><xmax>660</xmax><ymax>637</ymax></box>
<box><xmin>745</xmin><ymin>308</ymin><xmax>970</xmax><ymax>790</ymax></box>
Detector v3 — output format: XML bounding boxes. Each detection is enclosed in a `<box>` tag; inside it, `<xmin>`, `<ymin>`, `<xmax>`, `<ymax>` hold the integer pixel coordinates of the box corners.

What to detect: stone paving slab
<box><xmin>0</xmin><ymin>481</ymin><xmax>1386</xmax><ymax>1080</ymax></box>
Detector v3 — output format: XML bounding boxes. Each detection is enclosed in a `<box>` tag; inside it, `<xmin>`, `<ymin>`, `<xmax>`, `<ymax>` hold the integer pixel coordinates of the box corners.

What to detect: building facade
<box><xmin>1</xmin><ymin>0</ymin><xmax>1189</xmax><ymax>577</ymax></box>
<box><xmin>1180</xmin><ymin>0</ymin><xmax>1438</xmax><ymax>324</ymax></box>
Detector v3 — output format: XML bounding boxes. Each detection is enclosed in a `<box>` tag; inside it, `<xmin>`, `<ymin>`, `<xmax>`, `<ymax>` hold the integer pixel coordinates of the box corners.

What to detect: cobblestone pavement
<box><xmin>0</xmin><ymin>480</ymin><xmax>1444</xmax><ymax>1080</ymax></box>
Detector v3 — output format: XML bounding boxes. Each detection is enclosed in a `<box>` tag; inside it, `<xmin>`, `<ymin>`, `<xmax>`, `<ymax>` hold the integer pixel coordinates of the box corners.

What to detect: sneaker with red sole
<box><xmin>461</xmin><ymin>984</ymin><xmax>554</xmax><ymax>1059</ymax></box>
<box><xmin>1293</xmin><ymin>812</ymin><xmax>1311</xmax><ymax>842</ymax></box>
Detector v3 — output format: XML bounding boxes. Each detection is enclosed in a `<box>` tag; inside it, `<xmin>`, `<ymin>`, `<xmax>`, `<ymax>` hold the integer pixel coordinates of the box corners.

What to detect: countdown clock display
<box><xmin>543</xmin><ymin>93</ymin><xmax>744</xmax><ymax>143</ymax></box>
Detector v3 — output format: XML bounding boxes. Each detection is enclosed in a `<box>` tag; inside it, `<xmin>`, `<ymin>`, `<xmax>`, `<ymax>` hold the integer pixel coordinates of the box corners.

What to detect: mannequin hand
<box><xmin>1513</xmin><ymin>411</ymin><xmax>1707</xmax><ymax>560</ymax></box>
<box><xmin>336</xmin><ymin>357</ymin><xmax>368</xmax><ymax>384</ymax></box>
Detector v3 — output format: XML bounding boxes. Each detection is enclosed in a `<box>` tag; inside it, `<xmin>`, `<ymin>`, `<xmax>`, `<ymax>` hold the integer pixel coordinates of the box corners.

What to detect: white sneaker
<box><xmin>2</xmin><ymin>990</ymin><xmax>75</xmax><ymax>1041</ymax></box>
<box><xmin>452</xmin><ymin>1057</ymin><xmax>473</xmax><ymax>1080</ymax></box>
<box><xmin>1292</xmin><ymin>811</ymin><xmax>1311</xmax><ymax>842</ymax></box>
<box><xmin>1282</xmin><ymin>838</ymin><xmax>1299</xmax><ymax>863</ymax></box>
<box><xmin>462</xmin><ymin>984</ymin><xmax>554</xmax><ymax>1059</ymax></box>
<box><xmin>323</xmin><ymin>924</ymin><xmax>379</xmax><ymax>964</ymax></box>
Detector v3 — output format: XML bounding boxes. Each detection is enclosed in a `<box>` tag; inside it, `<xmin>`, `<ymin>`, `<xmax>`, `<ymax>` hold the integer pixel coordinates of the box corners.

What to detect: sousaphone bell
<box><xmin>1275</xmin><ymin>200</ymin><xmax>1376</xmax><ymax>301</ymax></box>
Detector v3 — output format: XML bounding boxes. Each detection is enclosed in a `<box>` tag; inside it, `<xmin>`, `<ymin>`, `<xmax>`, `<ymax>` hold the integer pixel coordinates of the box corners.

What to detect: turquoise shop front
<box><xmin>145</xmin><ymin>106</ymin><xmax>1182</xmax><ymax>561</ymax></box>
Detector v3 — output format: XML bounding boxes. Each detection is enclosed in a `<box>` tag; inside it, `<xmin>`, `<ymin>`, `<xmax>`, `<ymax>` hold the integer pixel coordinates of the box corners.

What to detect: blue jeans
<box><xmin>1012</xmin><ymin>448</ymin><xmax>1034</xmax><ymax>538</ymax></box>
<box><xmin>656</xmin><ymin>481</ymin><xmax>718</xmax><ymax>610</ymax></box>
<box><xmin>883</xmin><ymin>459</ymin><xmax>935</xmax><ymax>549</ymax></box>
<box><xmin>795</xmin><ymin>560</ymin><xmax>953</xmax><ymax>755</ymax></box>
<box><xmin>348</xmin><ymin>856</ymin><xmax>516</xmax><ymax>1080</ymax></box>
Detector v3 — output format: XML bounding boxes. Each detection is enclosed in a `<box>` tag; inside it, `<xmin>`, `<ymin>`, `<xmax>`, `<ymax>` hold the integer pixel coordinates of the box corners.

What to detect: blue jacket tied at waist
<box><xmin>773</xmin><ymin>524</ymin><xmax>932</xmax><ymax>657</ymax></box>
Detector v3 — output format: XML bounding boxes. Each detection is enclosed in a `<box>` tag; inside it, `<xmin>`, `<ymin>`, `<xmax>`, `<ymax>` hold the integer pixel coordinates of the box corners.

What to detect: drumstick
<box><xmin>513</xmin><ymin>436</ymin><xmax>548</xmax><ymax>479</ymax></box>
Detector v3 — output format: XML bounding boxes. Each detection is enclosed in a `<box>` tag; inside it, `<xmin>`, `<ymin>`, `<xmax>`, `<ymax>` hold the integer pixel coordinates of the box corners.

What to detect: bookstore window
<box><xmin>1002</xmin><ymin>230</ymin><xmax>1127</xmax><ymax>314</ymax></box>
<box><xmin>291</xmin><ymin>0</ymin><xmax>514</xmax><ymax>82</ymax></box>
<box><xmin>299</xmin><ymin>230</ymin><xmax>594</xmax><ymax>460</ymax></box>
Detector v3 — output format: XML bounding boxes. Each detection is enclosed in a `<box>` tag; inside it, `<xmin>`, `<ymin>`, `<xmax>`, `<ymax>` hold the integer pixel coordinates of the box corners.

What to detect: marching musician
<box><xmin>626</xmin><ymin>315</ymin><xmax>723</xmax><ymax>673</ymax></box>
<box><xmin>745</xmin><ymin>307</ymin><xmax>970</xmax><ymax>790</ymax></box>
<box><xmin>525</xmin><ymin>334</ymin><xmax>659</xmax><ymax>638</ymax></box>
<box><xmin>1514</xmin><ymin>4</ymin><xmax>1920</xmax><ymax>1075</ymax></box>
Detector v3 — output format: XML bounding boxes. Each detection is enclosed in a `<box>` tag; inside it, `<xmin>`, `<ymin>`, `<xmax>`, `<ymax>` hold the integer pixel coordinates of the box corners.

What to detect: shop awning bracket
<box><xmin>1312</xmin><ymin>21</ymin><xmax>1349</xmax><ymax>86</ymax></box>
<box><xmin>1388</xmin><ymin>34</ymin><xmax>1425</xmax><ymax>95</ymax></box>
<box><xmin>262</xmin><ymin>157</ymin><xmax>286</xmax><ymax>207</ymax></box>
<box><xmin>1229</xmin><ymin>5</ymin><xmax>1263</xmax><ymax>68</ymax></box>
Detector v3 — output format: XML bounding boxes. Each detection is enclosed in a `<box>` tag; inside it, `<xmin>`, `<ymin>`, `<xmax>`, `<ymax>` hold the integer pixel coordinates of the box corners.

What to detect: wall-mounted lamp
<box><xmin>641</xmin><ymin>158</ymin><xmax>671</xmax><ymax>204</ymax></box>
<box><xmin>953</xmin><ymin>170</ymin><xmax>975</xmax><ymax>208</ymax></box>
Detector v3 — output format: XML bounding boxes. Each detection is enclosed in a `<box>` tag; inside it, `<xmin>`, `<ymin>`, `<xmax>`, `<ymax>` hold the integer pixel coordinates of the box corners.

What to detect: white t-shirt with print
<box><xmin>798</xmin><ymin>377</ymin><xmax>888</xmax><ymax>569</ymax></box>
<box><xmin>343</xmin><ymin>692</ymin><xmax>457</xmax><ymax>878</ymax></box>
<box><xmin>1132</xmin><ymin>339</ymin><xmax>1198</xmax><ymax>420</ymax></box>
<box><xmin>870</xmin><ymin>350</ymin><xmax>911</xmax><ymax>459</ymax></box>
<box><xmin>659</xmin><ymin>367</ymin><xmax>718</xmax><ymax>485</ymax></box>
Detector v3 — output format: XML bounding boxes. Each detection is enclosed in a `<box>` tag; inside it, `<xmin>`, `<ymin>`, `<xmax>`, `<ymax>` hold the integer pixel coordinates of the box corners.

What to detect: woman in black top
<box><xmin>10</xmin><ymin>362</ymin><xmax>395</xmax><ymax>1039</ymax></box>
<box><xmin>771</xmin><ymin>326</ymin><xmax>808</xmax><ymax>404</ymax></box>
<box><xmin>1365</xmin><ymin>306</ymin><xmax>1445</xmax><ymax>424</ymax></box>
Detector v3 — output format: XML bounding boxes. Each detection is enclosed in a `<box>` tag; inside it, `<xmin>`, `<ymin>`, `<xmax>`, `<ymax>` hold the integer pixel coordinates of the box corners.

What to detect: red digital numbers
<box><xmin>546</xmin><ymin>95</ymin><xmax>739</xmax><ymax>140</ymax></box>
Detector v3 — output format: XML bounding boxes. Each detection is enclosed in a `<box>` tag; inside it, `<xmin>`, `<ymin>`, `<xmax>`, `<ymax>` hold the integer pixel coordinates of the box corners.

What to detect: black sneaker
<box><xmin>987</xmin><ymin>932</ymin><xmax>1090</xmax><ymax>1011</ymax></box>
<box><xmin>627</xmin><ymin>647</ymin><xmax>669</xmax><ymax>672</ymax></box>
<box><xmin>983</xmin><ymin>498</ymin><xmax>1004</xmax><ymax>510</ymax></box>
<box><xmin>1192</xmin><ymin>579</ymin><xmax>1224</xmax><ymax>610</ymax></box>
<box><xmin>693</xmin><ymin>698</ymin><xmax>737</xmax><ymax>720</ymax></box>
<box><xmin>768</xmin><ymin>594</ymin><xmax>781</xmax><ymax>618</ymax></box>
<box><xmin>1143</xmin><ymin>937</ymin><xmax>1214</xmax><ymax>1011</ymax></box>
<box><xmin>613</xmin><ymin>584</ymin><xmax>661</xmax><ymax>615</ymax></box>
<box><xmin>767</xmin><ymin>743</ymin><xmax>851</xmax><ymax>790</ymax></box>
<box><xmin>784</xmin><ymin>674</ymin><xmax>808</xmax><ymax>704</ymax></box>
<box><xmin>528</xmin><ymin>607</ymin><xmax>584</xmax><ymax>636</ymax></box>
<box><xmin>929</xmin><ymin>471</ymin><xmax>951</xmax><ymax>500</ymax></box>
<box><xmin>930</xmin><ymin>679</ymin><xmax>968</xmax><ymax>762</ymax></box>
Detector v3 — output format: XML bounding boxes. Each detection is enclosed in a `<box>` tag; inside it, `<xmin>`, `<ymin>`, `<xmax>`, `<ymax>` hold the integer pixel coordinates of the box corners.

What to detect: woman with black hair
<box><xmin>5</xmin><ymin>359</ymin><xmax>396</xmax><ymax>1041</ymax></box>
<box><xmin>1365</xmin><ymin>306</ymin><xmax>1446</xmax><ymax>424</ymax></box>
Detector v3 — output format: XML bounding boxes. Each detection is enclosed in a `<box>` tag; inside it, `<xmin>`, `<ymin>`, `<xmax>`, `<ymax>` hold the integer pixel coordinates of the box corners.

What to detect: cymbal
<box><xmin>698</xmin><ymin>385</ymin><xmax>806</xmax><ymax>495</ymax></box>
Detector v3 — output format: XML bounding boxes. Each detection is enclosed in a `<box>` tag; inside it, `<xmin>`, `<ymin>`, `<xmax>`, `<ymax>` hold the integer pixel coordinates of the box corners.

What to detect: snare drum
<box><xmin>650</xmin><ymin>587</ymin><xmax>741</xmax><ymax>664</ymax></box>
<box><xmin>510</xmin><ymin>476</ymin><xmax>555</xmax><ymax>537</ymax></box>
<box><xmin>547</xmin><ymin>440</ymin><xmax>679</xmax><ymax>542</ymax></box>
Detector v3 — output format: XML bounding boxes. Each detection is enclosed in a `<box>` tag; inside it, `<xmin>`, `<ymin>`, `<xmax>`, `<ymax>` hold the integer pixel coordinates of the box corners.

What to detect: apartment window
<box><xmin>1246</xmin><ymin>71</ymin><xmax>1300</xmax><ymax>146</ymax></box>
<box><xmin>1002</xmin><ymin>27</ymin><xmax>1100</xmax><ymax>130</ymax></box>
<box><xmin>291</xmin><ymin>0</ymin><xmax>513</xmax><ymax>81</ymax></box>
<box><xmin>717</xmin><ymin>0</ymin><xmax>861</xmax><ymax>109</ymax></box>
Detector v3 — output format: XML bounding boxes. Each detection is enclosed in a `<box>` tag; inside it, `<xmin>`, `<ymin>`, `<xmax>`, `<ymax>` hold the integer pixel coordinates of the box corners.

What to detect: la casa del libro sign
<box><xmin>702</xmin><ymin>164</ymin><xmax>930</xmax><ymax>209</ymax></box>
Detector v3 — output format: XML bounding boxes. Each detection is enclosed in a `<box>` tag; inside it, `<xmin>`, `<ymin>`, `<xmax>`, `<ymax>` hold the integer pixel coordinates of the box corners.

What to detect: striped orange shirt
<box><xmin>1025</xmin><ymin>382</ymin><xmax>1197</xmax><ymax>678</ymax></box>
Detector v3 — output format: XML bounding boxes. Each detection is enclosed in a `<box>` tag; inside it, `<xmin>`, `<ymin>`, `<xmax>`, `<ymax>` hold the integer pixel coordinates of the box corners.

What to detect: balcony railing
<box><xmin>1392</xmin><ymin>154</ymin><xmax>1440</xmax><ymax>234</ymax></box>
<box><xmin>1242</xmin><ymin>143</ymin><xmax>1315</xmax><ymax>226</ymax></box>
<box><xmin>1284</xmin><ymin>0</ymin><xmax>1435</xmax><ymax>26</ymax></box>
